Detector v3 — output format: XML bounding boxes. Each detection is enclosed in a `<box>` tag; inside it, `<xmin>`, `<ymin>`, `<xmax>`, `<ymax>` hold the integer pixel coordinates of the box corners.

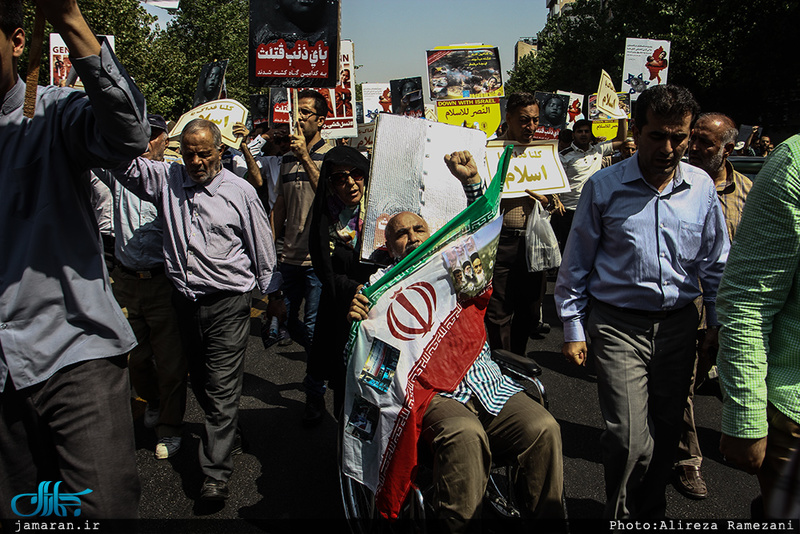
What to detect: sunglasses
<box><xmin>329</xmin><ymin>168</ymin><xmax>365</xmax><ymax>186</ymax></box>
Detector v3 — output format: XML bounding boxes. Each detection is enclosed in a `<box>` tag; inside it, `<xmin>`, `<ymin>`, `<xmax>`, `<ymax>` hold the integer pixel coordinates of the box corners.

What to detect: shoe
<box><xmin>143</xmin><ymin>404</ymin><xmax>160</xmax><ymax>429</ymax></box>
<box><xmin>674</xmin><ymin>465</ymin><xmax>707</xmax><ymax>499</ymax></box>
<box><xmin>278</xmin><ymin>327</ymin><xmax>292</xmax><ymax>347</ymax></box>
<box><xmin>155</xmin><ymin>436</ymin><xmax>181</xmax><ymax>459</ymax></box>
<box><xmin>199</xmin><ymin>477</ymin><xmax>229</xmax><ymax>501</ymax></box>
<box><xmin>261</xmin><ymin>316</ymin><xmax>282</xmax><ymax>350</ymax></box>
<box><xmin>302</xmin><ymin>394</ymin><xmax>326</xmax><ymax>426</ymax></box>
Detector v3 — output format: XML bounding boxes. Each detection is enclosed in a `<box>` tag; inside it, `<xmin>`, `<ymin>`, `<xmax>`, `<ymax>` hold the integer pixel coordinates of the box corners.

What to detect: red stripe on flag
<box><xmin>375</xmin><ymin>288</ymin><xmax>492</xmax><ymax>519</ymax></box>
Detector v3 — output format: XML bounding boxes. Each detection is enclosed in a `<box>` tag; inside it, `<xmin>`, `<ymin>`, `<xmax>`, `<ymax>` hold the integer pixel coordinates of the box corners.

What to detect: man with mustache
<box><xmin>555</xmin><ymin>85</ymin><xmax>730</xmax><ymax>519</ymax></box>
<box><xmin>113</xmin><ymin>118</ymin><xmax>283</xmax><ymax>502</ymax></box>
<box><xmin>671</xmin><ymin>112</ymin><xmax>753</xmax><ymax>500</ymax></box>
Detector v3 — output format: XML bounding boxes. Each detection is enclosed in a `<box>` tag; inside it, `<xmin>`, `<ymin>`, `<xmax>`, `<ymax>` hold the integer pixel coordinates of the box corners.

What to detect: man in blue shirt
<box><xmin>0</xmin><ymin>0</ymin><xmax>149</xmax><ymax>519</ymax></box>
<box><xmin>555</xmin><ymin>85</ymin><xmax>729</xmax><ymax>519</ymax></box>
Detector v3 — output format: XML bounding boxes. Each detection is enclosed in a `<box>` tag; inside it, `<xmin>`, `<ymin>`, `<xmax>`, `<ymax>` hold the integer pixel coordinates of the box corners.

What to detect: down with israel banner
<box><xmin>340</xmin><ymin>147</ymin><xmax>513</xmax><ymax>519</ymax></box>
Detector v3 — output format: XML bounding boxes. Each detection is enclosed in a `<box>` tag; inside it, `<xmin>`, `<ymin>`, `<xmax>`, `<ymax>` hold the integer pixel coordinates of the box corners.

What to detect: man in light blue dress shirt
<box><xmin>555</xmin><ymin>85</ymin><xmax>729</xmax><ymax>519</ymax></box>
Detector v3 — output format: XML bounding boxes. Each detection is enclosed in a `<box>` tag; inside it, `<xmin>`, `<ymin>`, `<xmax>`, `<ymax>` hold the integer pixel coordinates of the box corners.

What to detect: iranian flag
<box><xmin>341</xmin><ymin>146</ymin><xmax>512</xmax><ymax>519</ymax></box>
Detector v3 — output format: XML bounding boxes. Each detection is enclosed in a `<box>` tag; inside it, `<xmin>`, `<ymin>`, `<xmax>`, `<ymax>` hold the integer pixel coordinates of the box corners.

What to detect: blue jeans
<box><xmin>279</xmin><ymin>263</ymin><xmax>322</xmax><ymax>351</ymax></box>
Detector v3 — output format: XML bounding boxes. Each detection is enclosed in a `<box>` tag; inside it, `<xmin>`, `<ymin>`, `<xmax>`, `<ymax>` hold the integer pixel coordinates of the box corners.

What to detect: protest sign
<box><xmin>193</xmin><ymin>60</ymin><xmax>228</xmax><ymax>108</ymax></box>
<box><xmin>390</xmin><ymin>77</ymin><xmax>425</xmax><ymax>119</ymax></box>
<box><xmin>341</xmin><ymin>146</ymin><xmax>513</xmax><ymax>520</ymax></box>
<box><xmin>486</xmin><ymin>140</ymin><xmax>570</xmax><ymax>197</ymax></box>
<box><xmin>621</xmin><ymin>38</ymin><xmax>671</xmax><ymax>100</ymax></box>
<box><xmin>426</xmin><ymin>45</ymin><xmax>503</xmax><ymax>100</ymax></box>
<box><xmin>268</xmin><ymin>88</ymin><xmax>290</xmax><ymax>126</ymax></box>
<box><xmin>352</xmin><ymin>122</ymin><xmax>376</xmax><ymax>153</ymax></box>
<box><xmin>362</xmin><ymin>83</ymin><xmax>392</xmax><ymax>123</ymax></box>
<box><xmin>288</xmin><ymin>40</ymin><xmax>357</xmax><ymax>139</ymax></box>
<box><xmin>537</xmin><ymin>92</ymin><xmax>568</xmax><ymax>129</ymax></box>
<box><xmin>588</xmin><ymin>92</ymin><xmax>631</xmax><ymax>121</ymax></box>
<box><xmin>592</xmin><ymin>120</ymin><xmax>619</xmax><ymax>141</ymax></box>
<box><xmin>249</xmin><ymin>0</ymin><xmax>340</xmax><ymax>87</ymax></box>
<box><xmin>169</xmin><ymin>99</ymin><xmax>249</xmax><ymax>148</ymax></box>
<box><xmin>360</xmin><ymin>114</ymin><xmax>491</xmax><ymax>264</ymax></box>
<box><xmin>435</xmin><ymin>97</ymin><xmax>502</xmax><ymax>138</ymax></box>
<box><xmin>596</xmin><ymin>70</ymin><xmax>627</xmax><ymax>119</ymax></box>
<box><xmin>557</xmin><ymin>90</ymin><xmax>585</xmax><ymax>129</ymax></box>
<box><xmin>250</xmin><ymin>94</ymin><xmax>270</xmax><ymax>127</ymax></box>
<box><xmin>50</xmin><ymin>33</ymin><xmax>114</xmax><ymax>88</ymax></box>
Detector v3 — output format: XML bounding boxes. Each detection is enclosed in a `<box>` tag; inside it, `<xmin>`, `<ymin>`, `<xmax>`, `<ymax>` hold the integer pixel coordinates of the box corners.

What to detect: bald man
<box><xmin>673</xmin><ymin>113</ymin><xmax>753</xmax><ymax>499</ymax></box>
<box><xmin>348</xmin><ymin>152</ymin><xmax>564</xmax><ymax>531</ymax></box>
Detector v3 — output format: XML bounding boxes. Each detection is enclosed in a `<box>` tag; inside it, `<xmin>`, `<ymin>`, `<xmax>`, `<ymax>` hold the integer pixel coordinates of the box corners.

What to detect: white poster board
<box><xmin>362</xmin><ymin>83</ymin><xmax>392</xmax><ymax>123</ymax></box>
<box><xmin>486</xmin><ymin>140</ymin><xmax>570</xmax><ymax>198</ymax></box>
<box><xmin>621</xmin><ymin>38</ymin><xmax>671</xmax><ymax>101</ymax></box>
<box><xmin>360</xmin><ymin>114</ymin><xmax>491</xmax><ymax>263</ymax></box>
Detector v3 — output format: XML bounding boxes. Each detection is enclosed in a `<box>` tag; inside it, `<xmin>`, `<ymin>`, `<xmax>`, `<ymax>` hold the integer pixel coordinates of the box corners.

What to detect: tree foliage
<box><xmin>20</xmin><ymin>0</ymin><xmax>156</xmax><ymax>88</ymax></box>
<box><xmin>144</xmin><ymin>0</ymin><xmax>257</xmax><ymax>118</ymax></box>
<box><xmin>506</xmin><ymin>0</ymin><xmax>799</xmax><ymax>136</ymax></box>
<box><xmin>19</xmin><ymin>0</ymin><xmax>261</xmax><ymax>120</ymax></box>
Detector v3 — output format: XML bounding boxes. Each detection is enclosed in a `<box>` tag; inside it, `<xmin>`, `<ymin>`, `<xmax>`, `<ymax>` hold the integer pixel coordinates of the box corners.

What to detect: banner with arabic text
<box><xmin>249</xmin><ymin>0</ymin><xmax>340</xmax><ymax>87</ymax></box>
<box><xmin>168</xmin><ymin>99</ymin><xmax>249</xmax><ymax>148</ymax></box>
<box><xmin>435</xmin><ymin>97</ymin><xmax>501</xmax><ymax>138</ymax></box>
<box><xmin>486</xmin><ymin>140</ymin><xmax>570</xmax><ymax>198</ymax></box>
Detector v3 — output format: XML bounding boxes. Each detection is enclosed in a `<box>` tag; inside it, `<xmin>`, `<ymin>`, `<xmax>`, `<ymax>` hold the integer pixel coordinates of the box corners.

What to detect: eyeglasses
<box><xmin>329</xmin><ymin>168</ymin><xmax>365</xmax><ymax>186</ymax></box>
<box><xmin>298</xmin><ymin>108</ymin><xmax>320</xmax><ymax>118</ymax></box>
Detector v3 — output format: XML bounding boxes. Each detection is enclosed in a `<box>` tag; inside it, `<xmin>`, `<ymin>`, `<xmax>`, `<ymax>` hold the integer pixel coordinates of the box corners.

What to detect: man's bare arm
<box><xmin>611</xmin><ymin>118</ymin><xmax>628</xmax><ymax>151</ymax></box>
<box><xmin>233</xmin><ymin>122</ymin><xmax>263</xmax><ymax>188</ymax></box>
<box><xmin>290</xmin><ymin>122</ymin><xmax>321</xmax><ymax>191</ymax></box>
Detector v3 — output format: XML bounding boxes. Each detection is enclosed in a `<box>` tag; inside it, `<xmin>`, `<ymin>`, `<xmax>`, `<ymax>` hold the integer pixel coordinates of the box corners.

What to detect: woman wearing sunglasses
<box><xmin>304</xmin><ymin>147</ymin><xmax>379</xmax><ymax>423</ymax></box>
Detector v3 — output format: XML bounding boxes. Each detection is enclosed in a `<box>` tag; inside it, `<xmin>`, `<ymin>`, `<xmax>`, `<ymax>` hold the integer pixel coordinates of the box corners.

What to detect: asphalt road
<box><xmin>134</xmin><ymin>283</ymin><xmax>761</xmax><ymax>531</ymax></box>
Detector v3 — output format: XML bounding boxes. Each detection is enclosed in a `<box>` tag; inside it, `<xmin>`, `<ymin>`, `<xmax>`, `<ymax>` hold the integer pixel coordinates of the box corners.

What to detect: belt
<box><xmin>118</xmin><ymin>264</ymin><xmax>164</xmax><ymax>279</ymax></box>
<box><xmin>597</xmin><ymin>300</ymin><xmax>690</xmax><ymax>320</ymax></box>
<box><xmin>501</xmin><ymin>227</ymin><xmax>526</xmax><ymax>237</ymax></box>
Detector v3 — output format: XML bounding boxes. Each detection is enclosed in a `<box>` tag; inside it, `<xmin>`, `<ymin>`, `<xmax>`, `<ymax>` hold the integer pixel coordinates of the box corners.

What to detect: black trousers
<box><xmin>485</xmin><ymin>232</ymin><xmax>544</xmax><ymax>356</ymax></box>
<box><xmin>0</xmin><ymin>356</ymin><xmax>140</xmax><ymax>520</ymax></box>
<box><xmin>173</xmin><ymin>291</ymin><xmax>250</xmax><ymax>483</ymax></box>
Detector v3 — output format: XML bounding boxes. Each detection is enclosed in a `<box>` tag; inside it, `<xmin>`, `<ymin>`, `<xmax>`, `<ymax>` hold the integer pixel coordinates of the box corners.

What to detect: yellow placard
<box><xmin>592</xmin><ymin>120</ymin><xmax>619</xmax><ymax>140</ymax></box>
<box><xmin>435</xmin><ymin>98</ymin><xmax>501</xmax><ymax>138</ymax></box>
<box><xmin>486</xmin><ymin>140</ymin><xmax>570</xmax><ymax>197</ymax></box>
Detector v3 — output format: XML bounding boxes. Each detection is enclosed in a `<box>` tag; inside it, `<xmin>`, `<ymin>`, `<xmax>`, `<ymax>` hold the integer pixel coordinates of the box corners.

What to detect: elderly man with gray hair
<box><xmin>113</xmin><ymin>118</ymin><xmax>284</xmax><ymax>502</ymax></box>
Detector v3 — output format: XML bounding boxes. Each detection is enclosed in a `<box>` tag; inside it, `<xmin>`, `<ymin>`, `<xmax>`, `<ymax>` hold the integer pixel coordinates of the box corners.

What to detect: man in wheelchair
<box><xmin>347</xmin><ymin>152</ymin><xmax>565</xmax><ymax>532</ymax></box>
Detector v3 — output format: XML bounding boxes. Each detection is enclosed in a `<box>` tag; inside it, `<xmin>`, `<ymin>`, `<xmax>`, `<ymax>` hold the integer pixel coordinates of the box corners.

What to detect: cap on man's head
<box><xmin>148</xmin><ymin>114</ymin><xmax>168</xmax><ymax>134</ymax></box>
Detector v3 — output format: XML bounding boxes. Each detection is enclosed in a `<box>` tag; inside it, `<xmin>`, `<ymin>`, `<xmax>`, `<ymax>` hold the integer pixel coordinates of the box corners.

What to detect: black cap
<box><xmin>148</xmin><ymin>114</ymin><xmax>168</xmax><ymax>133</ymax></box>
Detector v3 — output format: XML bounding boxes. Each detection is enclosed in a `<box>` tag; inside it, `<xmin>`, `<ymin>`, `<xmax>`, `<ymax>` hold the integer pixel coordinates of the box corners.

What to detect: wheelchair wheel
<box><xmin>339</xmin><ymin>424</ymin><xmax>427</xmax><ymax>534</ymax></box>
<box><xmin>484</xmin><ymin>465</ymin><xmax>522</xmax><ymax>520</ymax></box>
